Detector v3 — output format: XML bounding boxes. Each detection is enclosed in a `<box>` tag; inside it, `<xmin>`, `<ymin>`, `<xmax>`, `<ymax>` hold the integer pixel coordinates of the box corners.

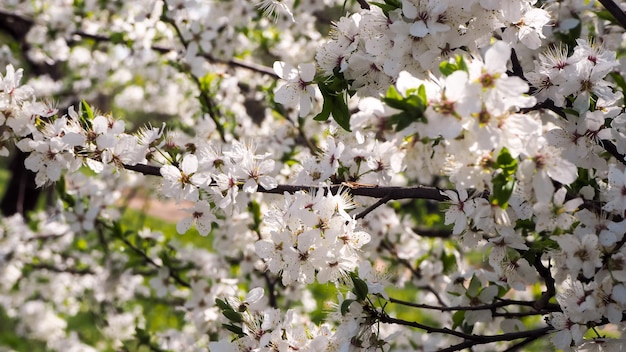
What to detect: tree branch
<box><xmin>356</xmin><ymin>0</ymin><xmax>371</xmax><ymax>10</ymax></box>
<box><xmin>598</xmin><ymin>0</ymin><xmax>626</xmax><ymax>30</ymax></box>
<box><xmin>532</xmin><ymin>255</ymin><xmax>556</xmax><ymax>311</ymax></box>
<box><xmin>355</xmin><ymin>195</ymin><xmax>391</xmax><ymax>219</ymax></box>
<box><xmin>27</xmin><ymin>262</ymin><xmax>95</xmax><ymax>275</ymax></box>
<box><xmin>388</xmin><ymin>297</ymin><xmax>559</xmax><ymax>313</ymax></box>
<box><xmin>373</xmin><ymin>310</ymin><xmax>552</xmax><ymax>347</ymax></box>
<box><xmin>124</xmin><ymin>161</ymin><xmax>450</xmax><ymax>201</ymax></box>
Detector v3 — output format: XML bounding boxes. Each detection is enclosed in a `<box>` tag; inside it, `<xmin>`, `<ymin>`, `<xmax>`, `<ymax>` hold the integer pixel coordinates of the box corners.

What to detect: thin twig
<box><xmin>118</xmin><ymin>235</ymin><xmax>190</xmax><ymax>288</ymax></box>
<box><xmin>380</xmin><ymin>239</ymin><xmax>448</xmax><ymax>306</ymax></box>
<box><xmin>355</xmin><ymin>195</ymin><xmax>391</xmax><ymax>219</ymax></box>
<box><xmin>27</xmin><ymin>262</ymin><xmax>95</xmax><ymax>275</ymax></box>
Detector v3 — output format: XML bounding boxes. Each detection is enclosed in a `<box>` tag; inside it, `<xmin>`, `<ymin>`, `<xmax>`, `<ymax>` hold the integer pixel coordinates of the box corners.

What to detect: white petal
<box><xmin>409</xmin><ymin>21</ymin><xmax>428</xmax><ymax>38</ymax></box>
<box><xmin>160</xmin><ymin>165</ymin><xmax>180</xmax><ymax>180</ymax></box>
<box><xmin>299</xmin><ymin>63</ymin><xmax>316</xmax><ymax>82</ymax></box>
<box><xmin>245</xmin><ymin>287</ymin><xmax>264</xmax><ymax>304</ymax></box>
<box><xmin>485</xmin><ymin>41</ymin><xmax>510</xmax><ymax>74</ymax></box>
<box><xmin>182</xmin><ymin>154</ymin><xmax>198</xmax><ymax>174</ymax></box>
<box><xmin>176</xmin><ymin>217</ymin><xmax>193</xmax><ymax>234</ymax></box>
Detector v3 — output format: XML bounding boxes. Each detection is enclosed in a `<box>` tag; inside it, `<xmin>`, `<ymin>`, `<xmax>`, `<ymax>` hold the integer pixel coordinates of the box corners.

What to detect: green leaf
<box><xmin>467</xmin><ymin>275</ymin><xmax>481</xmax><ymax>297</ymax></box>
<box><xmin>81</xmin><ymin>99</ymin><xmax>94</xmax><ymax>120</ymax></box>
<box><xmin>215</xmin><ymin>298</ymin><xmax>234</xmax><ymax>312</ymax></box>
<box><xmin>341</xmin><ymin>299</ymin><xmax>355</xmax><ymax>316</ymax></box>
<box><xmin>452</xmin><ymin>311</ymin><xmax>465</xmax><ymax>330</ymax></box>
<box><xmin>441</xmin><ymin>250</ymin><xmax>458</xmax><ymax>274</ymax></box>
<box><xmin>331</xmin><ymin>94</ymin><xmax>351</xmax><ymax>131</ymax></box>
<box><xmin>387</xmin><ymin>112</ymin><xmax>414</xmax><ymax>132</ymax></box>
<box><xmin>385</xmin><ymin>85</ymin><xmax>403</xmax><ymax>101</ymax></box>
<box><xmin>351</xmin><ymin>274</ymin><xmax>369</xmax><ymax>301</ymax></box>
<box><xmin>109</xmin><ymin>32</ymin><xmax>126</xmax><ymax>45</ymax></box>
<box><xmin>370</xmin><ymin>0</ymin><xmax>401</xmax><ymax>15</ymax></box>
<box><xmin>78</xmin><ymin>100</ymin><xmax>94</xmax><ymax>129</ymax></box>
<box><xmin>491</xmin><ymin>148</ymin><xmax>518</xmax><ymax>209</ymax></box>
<box><xmin>222</xmin><ymin>310</ymin><xmax>243</xmax><ymax>323</ymax></box>
<box><xmin>455</xmin><ymin>55</ymin><xmax>468</xmax><ymax>72</ymax></box>
<box><xmin>417</xmin><ymin>84</ymin><xmax>427</xmax><ymax>104</ymax></box>
<box><xmin>222</xmin><ymin>323</ymin><xmax>245</xmax><ymax>337</ymax></box>
<box><xmin>382</xmin><ymin>85</ymin><xmax>426</xmax><ymax>131</ymax></box>
<box><xmin>439</xmin><ymin>61</ymin><xmax>457</xmax><ymax>77</ymax></box>
<box><xmin>313</xmin><ymin>98</ymin><xmax>332</xmax><ymax>122</ymax></box>
<box><xmin>248</xmin><ymin>201</ymin><xmax>262</xmax><ymax>231</ymax></box>
<box><xmin>315</xmin><ymin>79</ymin><xmax>351</xmax><ymax>131</ymax></box>
<box><xmin>491</xmin><ymin>173</ymin><xmax>515</xmax><ymax>209</ymax></box>
<box><xmin>495</xmin><ymin>148</ymin><xmax>517</xmax><ymax>177</ymax></box>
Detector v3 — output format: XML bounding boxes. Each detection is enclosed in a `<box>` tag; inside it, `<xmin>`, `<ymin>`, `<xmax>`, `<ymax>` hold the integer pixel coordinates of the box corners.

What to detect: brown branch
<box><xmin>123</xmin><ymin>161</ymin><xmax>450</xmax><ymax>201</ymax></box>
<box><xmin>435</xmin><ymin>325</ymin><xmax>552</xmax><ymax>352</ymax></box>
<box><xmin>532</xmin><ymin>255</ymin><xmax>556</xmax><ymax>311</ymax></box>
<box><xmin>355</xmin><ymin>195</ymin><xmax>391</xmax><ymax>219</ymax></box>
<box><xmin>412</xmin><ymin>226</ymin><xmax>453</xmax><ymax>238</ymax></box>
<box><xmin>388</xmin><ymin>297</ymin><xmax>559</xmax><ymax>313</ymax></box>
<box><xmin>356</xmin><ymin>0</ymin><xmax>371</xmax><ymax>10</ymax></box>
<box><xmin>27</xmin><ymin>262</ymin><xmax>95</xmax><ymax>275</ymax></box>
<box><xmin>373</xmin><ymin>310</ymin><xmax>552</xmax><ymax>347</ymax></box>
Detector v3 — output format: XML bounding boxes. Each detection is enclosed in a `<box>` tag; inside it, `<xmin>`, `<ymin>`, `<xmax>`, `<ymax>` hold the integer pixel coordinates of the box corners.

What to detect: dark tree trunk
<box><xmin>1</xmin><ymin>151</ymin><xmax>41</xmax><ymax>216</ymax></box>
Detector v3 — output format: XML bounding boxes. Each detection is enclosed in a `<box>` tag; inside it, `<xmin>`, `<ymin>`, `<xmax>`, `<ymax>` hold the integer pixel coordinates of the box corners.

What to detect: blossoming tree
<box><xmin>1</xmin><ymin>0</ymin><xmax>626</xmax><ymax>350</ymax></box>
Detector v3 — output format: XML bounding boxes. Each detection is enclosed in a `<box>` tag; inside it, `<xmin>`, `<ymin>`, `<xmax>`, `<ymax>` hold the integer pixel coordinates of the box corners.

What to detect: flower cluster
<box><xmin>256</xmin><ymin>187</ymin><xmax>370</xmax><ymax>285</ymax></box>
<box><xmin>3</xmin><ymin>0</ymin><xmax>626</xmax><ymax>350</ymax></box>
<box><xmin>316</xmin><ymin>0</ymin><xmax>550</xmax><ymax>96</ymax></box>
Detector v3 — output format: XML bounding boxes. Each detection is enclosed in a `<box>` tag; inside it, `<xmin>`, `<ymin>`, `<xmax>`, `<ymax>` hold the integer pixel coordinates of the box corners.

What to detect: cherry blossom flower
<box><xmin>176</xmin><ymin>200</ymin><xmax>217</xmax><ymax>236</ymax></box>
<box><xmin>160</xmin><ymin>154</ymin><xmax>211</xmax><ymax>202</ymax></box>
<box><xmin>603</xmin><ymin>166</ymin><xmax>626</xmax><ymax>214</ymax></box>
<box><xmin>273</xmin><ymin>61</ymin><xmax>317</xmax><ymax>117</ymax></box>
<box><xmin>553</xmin><ymin>234</ymin><xmax>602</xmax><ymax>279</ymax></box>
<box><xmin>442</xmin><ymin>189</ymin><xmax>471</xmax><ymax>235</ymax></box>
<box><xmin>0</xmin><ymin>64</ymin><xmax>34</xmax><ymax>108</ymax></box>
